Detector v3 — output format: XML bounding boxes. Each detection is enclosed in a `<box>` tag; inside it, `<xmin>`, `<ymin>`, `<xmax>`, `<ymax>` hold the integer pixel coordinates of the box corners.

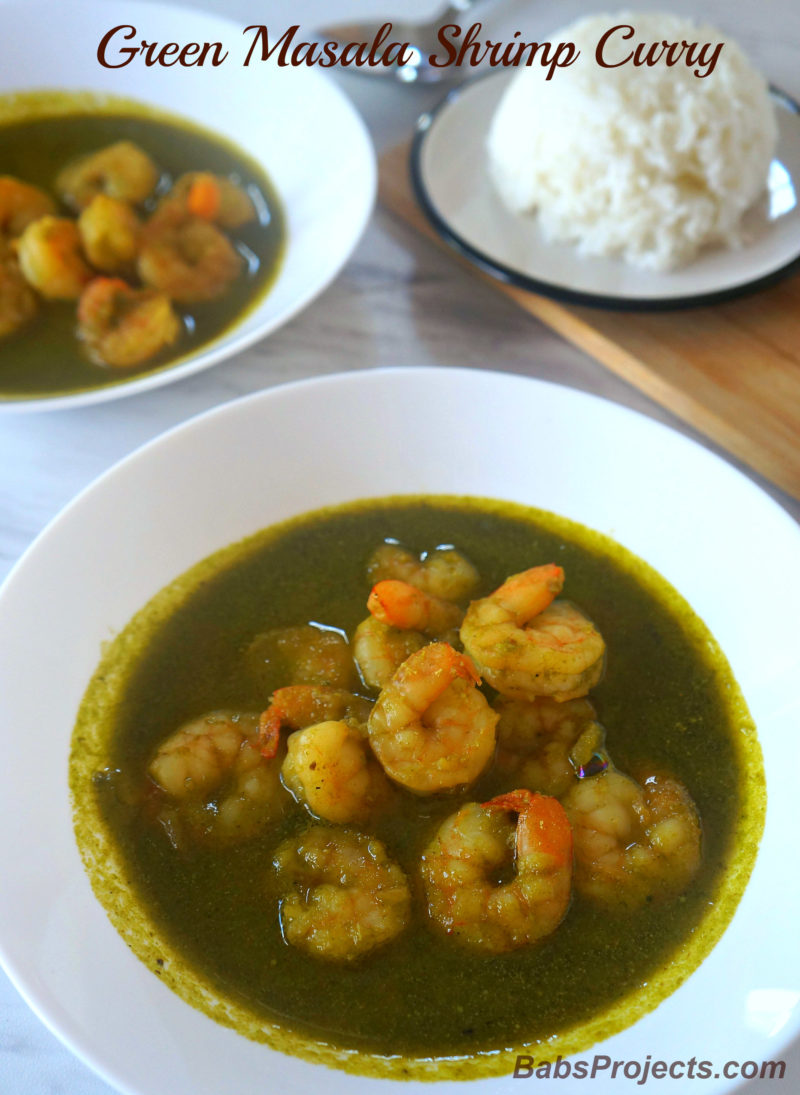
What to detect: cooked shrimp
<box><xmin>259</xmin><ymin>684</ymin><xmax>373</xmax><ymax>759</ymax></box>
<box><xmin>0</xmin><ymin>242</ymin><xmax>37</xmax><ymax>337</ymax></box>
<box><xmin>357</xmin><ymin>575</ymin><xmax>463</xmax><ymax>689</ymax></box>
<box><xmin>15</xmin><ymin>216</ymin><xmax>93</xmax><ymax>300</ymax></box>
<box><xmin>352</xmin><ymin>614</ymin><xmax>427</xmax><ymax>690</ymax></box>
<box><xmin>0</xmin><ymin>176</ymin><xmax>55</xmax><ymax>238</ymax></box>
<box><xmin>354</xmin><ymin>544</ymin><xmax>477</xmax><ymax>689</ymax></box>
<box><xmin>275</xmin><ymin>827</ymin><xmax>413</xmax><ymax>959</ymax></box>
<box><xmin>166</xmin><ymin>172</ymin><xmax>257</xmax><ymax>229</ymax></box>
<box><xmin>494</xmin><ymin>695</ymin><xmax>606</xmax><ymax>797</ymax></box>
<box><xmin>367</xmin><ymin>642</ymin><xmax>497</xmax><ymax>793</ymax></box>
<box><xmin>148</xmin><ymin>710</ymin><xmax>289</xmax><ymax>849</ymax></box>
<box><xmin>461</xmin><ymin>564</ymin><xmax>606</xmax><ymax>702</ymax></box>
<box><xmin>367</xmin><ymin>542</ymin><xmax>480</xmax><ymax>602</ymax></box>
<box><xmin>77</xmin><ymin>195</ymin><xmax>141</xmax><ymax>272</ymax></box>
<box><xmin>138</xmin><ymin>208</ymin><xmax>242</xmax><ymax>303</ymax></box>
<box><xmin>55</xmin><ymin>140</ymin><xmax>159</xmax><ymax>211</ymax></box>
<box><xmin>421</xmin><ymin>788</ymin><xmax>572</xmax><ymax>952</ymax></box>
<box><xmin>273</xmin><ymin>826</ymin><xmax>411</xmax><ymax>961</ymax></box>
<box><xmin>77</xmin><ymin>277</ymin><xmax>181</xmax><ymax>368</ymax></box>
<box><xmin>282</xmin><ymin>719</ymin><xmax>393</xmax><ymax>824</ymax></box>
<box><xmin>247</xmin><ymin>623</ymin><xmax>357</xmax><ymax>692</ymax></box>
<box><xmin>368</xmin><ymin>579</ymin><xmax>463</xmax><ymax>636</ymax></box>
<box><xmin>562</xmin><ymin>767</ymin><xmax>702</xmax><ymax>910</ymax></box>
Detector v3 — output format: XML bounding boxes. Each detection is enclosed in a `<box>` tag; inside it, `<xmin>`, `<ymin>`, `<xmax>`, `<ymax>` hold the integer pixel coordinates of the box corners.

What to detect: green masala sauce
<box><xmin>70</xmin><ymin>496</ymin><xmax>764</xmax><ymax>1080</ymax></box>
<box><xmin>0</xmin><ymin>91</ymin><xmax>286</xmax><ymax>399</ymax></box>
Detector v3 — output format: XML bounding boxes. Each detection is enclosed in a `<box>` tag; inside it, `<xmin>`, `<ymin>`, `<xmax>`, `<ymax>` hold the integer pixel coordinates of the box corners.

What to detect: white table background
<box><xmin>1</xmin><ymin>1</ymin><xmax>798</xmax><ymax>1092</ymax></box>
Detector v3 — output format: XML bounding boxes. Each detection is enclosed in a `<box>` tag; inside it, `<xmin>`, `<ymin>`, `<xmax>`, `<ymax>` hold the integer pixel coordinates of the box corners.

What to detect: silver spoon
<box><xmin>315</xmin><ymin>0</ymin><xmax>496</xmax><ymax>84</ymax></box>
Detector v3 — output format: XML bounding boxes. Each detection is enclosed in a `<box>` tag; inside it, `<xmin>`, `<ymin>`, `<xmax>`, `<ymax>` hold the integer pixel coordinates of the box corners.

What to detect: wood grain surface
<box><xmin>379</xmin><ymin>142</ymin><xmax>800</xmax><ymax>500</ymax></box>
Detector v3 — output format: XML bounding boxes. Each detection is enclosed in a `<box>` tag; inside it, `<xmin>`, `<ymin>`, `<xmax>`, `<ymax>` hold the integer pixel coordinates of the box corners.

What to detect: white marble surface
<box><xmin>1</xmin><ymin>1</ymin><xmax>798</xmax><ymax>1093</ymax></box>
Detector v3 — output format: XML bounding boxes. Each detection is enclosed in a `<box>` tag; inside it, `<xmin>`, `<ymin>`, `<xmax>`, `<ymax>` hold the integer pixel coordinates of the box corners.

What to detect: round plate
<box><xmin>0</xmin><ymin>0</ymin><xmax>375</xmax><ymax>411</ymax></box>
<box><xmin>411</xmin><ymin>72</ymin><xmax>800</xmax><ymax>310</ymax></box>
<box><xmin>0</xmin><ymin>367</ymin><xmax>799</xmax><ymax>1094</ymax></box>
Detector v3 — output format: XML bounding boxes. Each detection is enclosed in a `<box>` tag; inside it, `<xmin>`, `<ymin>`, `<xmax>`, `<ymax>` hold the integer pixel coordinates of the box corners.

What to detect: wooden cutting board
<box><xmin>379</xmin><ymin>141</ymin><xmax>800</xmax><ymax>501</ymax></box>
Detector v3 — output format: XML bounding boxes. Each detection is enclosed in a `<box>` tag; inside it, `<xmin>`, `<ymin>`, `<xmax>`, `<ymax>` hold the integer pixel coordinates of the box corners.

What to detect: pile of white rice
<box><xmin>487</xmin><ymin>12</ymin><xmax>777</xmax><ymax>271</ymax></box>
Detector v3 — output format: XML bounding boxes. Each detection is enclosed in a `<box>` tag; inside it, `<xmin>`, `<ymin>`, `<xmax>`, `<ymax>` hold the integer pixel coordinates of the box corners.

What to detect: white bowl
<box><xmin>0</xmin><ymin>367</ymin><xmax>798</xmax><ymax>1094</ymax></box>
<box><xmin>0</xmin><ymin>0</ymin><xmax>375</xmax><ymax>411</ymax></box>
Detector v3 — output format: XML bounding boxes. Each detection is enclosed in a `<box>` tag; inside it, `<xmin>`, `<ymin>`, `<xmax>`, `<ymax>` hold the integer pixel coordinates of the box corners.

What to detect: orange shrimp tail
<box><xmin>187</xmin><ymin>174</ymin><xmax>221</xmax><ymax>221</ymax></box>
<box><xmin>392</xmin><ymin>642</ymin><xmax>481</xmax><ymax>709</ymax></box>
<box><xmin>451</xmin><ymin>648</ymin><xmax>481</xmax><ymax>686</ymax></box>
<box><xmin>418</xmin><ymin>640</ymin><xmax>480</xmax><ymax>685</ymax></box>
<box><xmin>368</xmin><ymin>579</ymin><xmax>428</xmax><ymax>630</ymax></box>
<box><xmin>530</xmin><ymin>563</ymin><xmax>564</xmax><ymax>592</ymax></box>
<box><xmin>525</xmin><ymin>795</ymin><xmax>573</xmax><ymax>865</ymax></box>
<box><xmin>495</xmin><ymin>563</ymin><xmax>565</xmax><ymax>621</ymax></box>
<box><xmin>483</xmin><ymin>789</ymin><xmax>573</xmax><ymax>866</ymax></box>
<box><xmin>483</xmin><ymin>789</ymin><xmax>536</xmax><ymax>815</ymax></box>
<box><xmin>258</xmin><ymin>684</ymin><xmax>331</xmax><ymax>757</ymax></box>
<box><xmin>77</xmin><ymin>276</ymin><xmax>128</xmax><ymax>324</ymax></box>
<box><xmin>258</xmin><ymin>705</ymin><xmax>283</xmax><ymax>759</ymax></box>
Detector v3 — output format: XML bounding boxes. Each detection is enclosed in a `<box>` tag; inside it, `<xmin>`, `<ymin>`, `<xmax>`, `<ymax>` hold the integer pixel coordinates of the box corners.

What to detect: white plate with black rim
<box><xmin>410</xmin><ymin>71</ymin><xmax>800</xmax><ymax>311</ymax></box>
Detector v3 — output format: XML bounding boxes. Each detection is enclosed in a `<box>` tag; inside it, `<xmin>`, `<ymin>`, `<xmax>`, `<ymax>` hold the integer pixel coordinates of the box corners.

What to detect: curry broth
<box><xmin>0</xmin><ymin>94</ymin><xmax>285</xmax><ymax>398</ymax></box>
<box><xmin>72</xmin><ymin>496</ymin><xmax>764</xmax><ymax>1077</ymax></box>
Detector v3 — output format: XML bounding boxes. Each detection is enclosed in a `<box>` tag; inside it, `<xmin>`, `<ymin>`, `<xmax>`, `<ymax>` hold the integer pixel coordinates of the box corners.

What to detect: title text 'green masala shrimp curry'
<box><xmin>0</xmin><ymin>92</ymin><xmax>285</xmax><ymax>399</ymax></box>
<box><xmin>70</xmin><ymin>497</ymin><xmax>764</xmax><ymax>1081</ymax></box>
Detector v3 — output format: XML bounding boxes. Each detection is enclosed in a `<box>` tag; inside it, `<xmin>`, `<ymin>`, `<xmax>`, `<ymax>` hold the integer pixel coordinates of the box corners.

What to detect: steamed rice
<box><xmin>487</xmin><ymin>12</ymin><xmax>778</xmax><ymax>271</ymax></box>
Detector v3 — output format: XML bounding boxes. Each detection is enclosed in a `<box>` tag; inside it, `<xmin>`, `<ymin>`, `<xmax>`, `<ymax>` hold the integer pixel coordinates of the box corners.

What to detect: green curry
<box><xmin>71</xmin><ymin>496</ymin><xmax>764</xmax><ymax>1079</ymax></box>
<box><xmin>0</xmin><ymin>91</ymin><xmax>285</xmax><ymax>399</ymax></box>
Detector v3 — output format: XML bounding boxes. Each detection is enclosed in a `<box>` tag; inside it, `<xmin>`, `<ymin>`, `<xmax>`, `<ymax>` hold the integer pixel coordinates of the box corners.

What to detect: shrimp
<box><xmin>460</xmin><ymin>564</ymin><xmax>606</xmax><ymax>702</ymax></box>
<box><xmin>259</xmin><ymin>684</ymin><xmax>373</xmax><ymax>759</ymax></box>
<box><xmin>367</xmin><ymin>542</ymin><xmax>480</xmax><ymax>602</ymax></box>
<box><xmin>77</xmin><ymin>195</ymin><xmax>141</xmax><ymax>273</ymax></box>
<box><xmin>421</xmin><ymin>788</ymin><xmax>572</xmax><ymax>952</ymax></box>
<box><xmin>354</xmin><ymin>543</ymin><xmax>477</xmax><ymax>689</ymax></box>
<box><xmin>147</xmin><ymin>710</ymin><xmax>289</xmax><ymax>850</ymax></box>
<box><xmin>165</xmin><ymin>172</ymin><xmax>257</xmax><ymax>229</ymax></box>
<box><xmin>273</xmin><ymin>826</ymin><xmax>411</xmax><ymax>961</ymax></box>
<box><xmin>77</xmin><ymin>277</ymin><xmax>181</xmax><ymax>368</ymax></box>
<box><xmin>352</xmin><ymin>614</ymin><xmax>427</xmax><ymax>690</ymax></box>
<box><xmin>356</xmin><ymin>575</ymin><xmax>463</xmax><ymax>690</ymax></box>
<box><xmin>0</xmin><ymin>176</ymin><xmax>55</xmax><ymax>238</ymax></box>
<box><xmin>562</xmin><ymin>767</ymin><xmax>702</xmax><ymax>910</ymax></box>
<box><xmin>281</xmin><ymin>720</ymin><xmax>393</xmax><ymax>824</ymax></box>
<box><xmin>137</xmin><ymin>207</ymin><xmax>242</xmax><ymax>303</ymax></box>
<box><xmin>55</xmin><ymin>141</ymin><xmax>159</xmax><ymax>211</ymax></box>
<box><xmin>368</xmin><ymin>579</ymin><xmax>463</xmax><ymax>637</ymax></box>
<box><xmin>0</xmin><ymin>242</ymin><xmax>37</xmax><ymax>337</ymax></box>
<box><xmin>367</xmin><ymin>642</ymin><xmax>498</xmax><ymax>793</ymax></box>
<box><xmin>494</xmin><ymin>695</ymin><xmax>606</xmax><ymax>797</ymax></box>
<box><xmin>246</xmin><ymin>623</ymin><xmax>357</xmax><ymax>692</ymax></box>
<box><xmin>14</xmin><ymin>216</ymin><xmax>93</xmax><ymax>300</ymax></box>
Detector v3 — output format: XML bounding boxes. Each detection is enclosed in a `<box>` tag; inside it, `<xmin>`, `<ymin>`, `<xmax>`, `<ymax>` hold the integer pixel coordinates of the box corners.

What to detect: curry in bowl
<box><xmin>71</xmin><ymin>496</ymin><xmax>763</xmax><ymax>1079</ymax></box>
<box><xmin>0</xmin><ymin>92</ymin><xmax>285</xmax><ymax>399</ymax></box>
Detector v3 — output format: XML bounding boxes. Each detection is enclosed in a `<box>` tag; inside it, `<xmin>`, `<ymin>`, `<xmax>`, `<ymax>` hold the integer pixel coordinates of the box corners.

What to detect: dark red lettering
<box><xmin>595</xmin><ymin>23</ymin><xmax>635</xmax><ymax>68</ymax></box>
<box><xmin>96</xmin><ymin>24</ymin><xmax>138</xmax><ymax>68</ymax></box>
<box><xmin>242</xmin><ymin>24</ymin><xmax>299</xmax><ymax>67</ymax></box>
